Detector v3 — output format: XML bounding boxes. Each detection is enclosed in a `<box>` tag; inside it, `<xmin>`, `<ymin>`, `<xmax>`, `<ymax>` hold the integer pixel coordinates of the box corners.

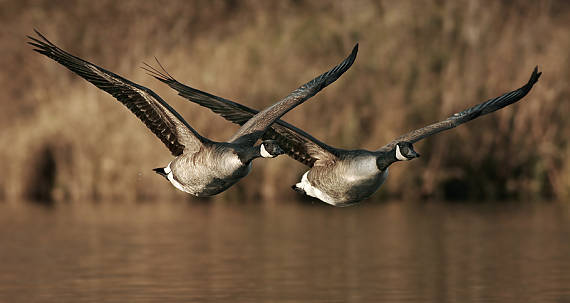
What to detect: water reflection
<box><xmin>0</xmin><ymin>201</ymin><xmax>568</xmax><ymax>302</ymax></box>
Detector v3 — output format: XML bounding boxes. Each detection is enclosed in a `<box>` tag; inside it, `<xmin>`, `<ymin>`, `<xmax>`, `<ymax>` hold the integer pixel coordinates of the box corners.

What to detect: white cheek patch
<box><xmin>260</xmin><ymin>144</ymin><xmax>273</xmax><ymax>158</ymax></box>
<box><xmin>396</xmin><ymin>145</ymin><xmax>409</xmax><ymax>161</ymax></box>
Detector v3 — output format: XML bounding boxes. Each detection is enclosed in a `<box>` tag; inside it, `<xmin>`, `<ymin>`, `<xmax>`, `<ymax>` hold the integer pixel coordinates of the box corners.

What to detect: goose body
<box><xmin>28</xmin><ymin>30</ymin><xmax>358</xmax><ymax>197</ymax></box>
<box><xmin>154</xmin><ymin>57</ymin><xmax>541</xmax><ymax>205</ymax></box>
<box><xmin>164</xmin><ymin>143</ymin><xmax>252</xmax><ymax>196</ymax></box>
<box><xmin>295</xmin><ymin>151</ymin><xmax>389</xmax><ymax>205</ymax></box>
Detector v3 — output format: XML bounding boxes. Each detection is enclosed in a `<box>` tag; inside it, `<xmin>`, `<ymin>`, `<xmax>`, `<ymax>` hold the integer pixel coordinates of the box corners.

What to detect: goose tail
<box><xmin>153</xmin><ymin>167</ymin><xmax>168</xmax><ymax>179</ymax></box>
<box><xmin>291</xmin><ymin>184</ymin><xmax>307</xmax><ymax>195</ymax></box>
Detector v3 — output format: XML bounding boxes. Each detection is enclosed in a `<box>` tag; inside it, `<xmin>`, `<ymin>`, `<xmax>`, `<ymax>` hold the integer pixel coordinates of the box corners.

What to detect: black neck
<box><xmin>376</xmin><ymin>149</ymin><xmax>398</xmax><ymax>171</ymax></box>
<box><xmin>237</xmin><ymin>146</ymin><xmax>261</xmax><ymax>164</ymax></box>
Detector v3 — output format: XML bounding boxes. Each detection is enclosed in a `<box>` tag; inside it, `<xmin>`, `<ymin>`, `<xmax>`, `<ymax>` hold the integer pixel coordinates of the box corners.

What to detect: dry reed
<box><xmin>1</xmin><ymin>0</ymin><xmax>568</xmax><ymax>203</ymax></box>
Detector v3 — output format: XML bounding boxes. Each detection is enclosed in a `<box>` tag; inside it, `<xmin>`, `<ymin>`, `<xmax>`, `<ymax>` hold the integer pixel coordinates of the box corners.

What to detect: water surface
<box><xmin>0</xmin><ymin>200</ymin><xmax>569</xmax><ymax>302</ymax></box>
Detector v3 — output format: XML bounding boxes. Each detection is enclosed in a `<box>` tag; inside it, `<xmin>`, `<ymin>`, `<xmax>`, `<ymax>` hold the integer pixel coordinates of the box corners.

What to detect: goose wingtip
<box><xmin>349</xmin><ymin>43</ymin><xmax>358</xmax><ymax>59</ymax></box>
<box><xmin>529</xmin><ymin>65</ymin><xmax>542</xmax><ymax>85</ymax></box>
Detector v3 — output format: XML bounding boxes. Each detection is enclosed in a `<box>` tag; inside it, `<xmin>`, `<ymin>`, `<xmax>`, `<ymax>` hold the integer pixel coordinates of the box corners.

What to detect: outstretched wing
<box><xmin>28</xmin><ymin>30</ymin><xmax>206</xmax><ymax>156</ymax></box>
<box><xmin>147</xmin><ymin>44</ymin><xmax>357</xmax><ymax>148</ymax></box>
<box><xmin>377</xmin><ymin>66</ymin><xmax>542</xmax><ymax>152</ymax></box>
<box><xmin>144</xmin><ymin>55</ymin><xmax>355</xmax><ymax>167</ymax></box>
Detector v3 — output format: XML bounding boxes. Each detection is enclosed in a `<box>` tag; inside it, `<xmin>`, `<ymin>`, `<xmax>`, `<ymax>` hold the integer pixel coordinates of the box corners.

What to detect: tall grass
<box><xmin>1</xmin><ymin>0</ymin><xmax>568</xmax><ymax>203</ymax></box>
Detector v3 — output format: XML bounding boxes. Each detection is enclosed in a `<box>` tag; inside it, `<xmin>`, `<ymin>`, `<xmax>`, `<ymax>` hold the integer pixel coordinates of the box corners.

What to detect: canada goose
<box><xmin>28</xmin><ymin>30</ymin><xmax>358</xmax><ymax>196</ymax></box>
<box><xmin>150</xmin><ymin>59</ymin><xmax>541</xmax><ymax>206</ymax></box>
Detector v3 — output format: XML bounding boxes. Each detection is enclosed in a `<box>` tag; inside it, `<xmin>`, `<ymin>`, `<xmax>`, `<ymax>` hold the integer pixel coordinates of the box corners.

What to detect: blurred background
<box><xmin>2</xmin><ymin>2</ymin><xmax>570</xmax><ymax>302</ymax></box>
<box><xmin>1</xmin><ymin>0</ymin><xmax>569</xmax><ymax>204</ymax></box>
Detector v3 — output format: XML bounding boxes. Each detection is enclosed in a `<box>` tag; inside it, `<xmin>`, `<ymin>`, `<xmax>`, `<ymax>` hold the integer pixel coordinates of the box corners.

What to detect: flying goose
<box><xmin>150</xmin><ymin>60</ymin><xmax>541</xmax><ymax>206</ymax></box>
<box><xmin>28</xmin><ymin>30</ymin><xmax>358</xmax><ymax>196</ymax></box>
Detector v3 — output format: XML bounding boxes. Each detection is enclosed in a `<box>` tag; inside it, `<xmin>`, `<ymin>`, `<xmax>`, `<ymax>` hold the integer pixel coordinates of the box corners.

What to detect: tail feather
<box><xmin>153</xmin><ymin>167</ymin><xmax>168</xmax><ymax>179</ymax></box>
<box><xmin>291</xmin><ymin>184</ymin><xmax>307</xmax><ymax>195</ymax></box>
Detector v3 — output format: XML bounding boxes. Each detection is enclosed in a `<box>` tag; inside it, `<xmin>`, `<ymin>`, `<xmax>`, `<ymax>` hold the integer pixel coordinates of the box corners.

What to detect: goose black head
<box><xmin>260</xmin><ymin>140</ymin><xmax>284</xmax><ymax>158</ymax></box>
<box><xmin>395</xmin><ymin>141</ymin><xmax>420</xmax><ymax>161</ymax></box>
<box><xmin>376</xmin><ymin>141</ymin><xmax>420</xmax><ymax>171</ymax></box>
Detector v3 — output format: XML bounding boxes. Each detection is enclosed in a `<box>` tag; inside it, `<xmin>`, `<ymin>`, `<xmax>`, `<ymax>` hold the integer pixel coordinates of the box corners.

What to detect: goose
<box><xmin>149</xmin><ymin>58</ymin><xmax>541</xmax><ymax>206</ymax></box>
<box><xmin>27</xmin><ymin>30</ymin><xmax>358</xmax><ymax>197</ymax></box>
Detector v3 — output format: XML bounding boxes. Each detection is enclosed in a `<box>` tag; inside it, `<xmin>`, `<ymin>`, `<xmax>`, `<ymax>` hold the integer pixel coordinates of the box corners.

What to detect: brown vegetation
<box><xmin>1</xmin><ymin>0</ymin><xmax>569</xmax><ymax>203</ymax></box>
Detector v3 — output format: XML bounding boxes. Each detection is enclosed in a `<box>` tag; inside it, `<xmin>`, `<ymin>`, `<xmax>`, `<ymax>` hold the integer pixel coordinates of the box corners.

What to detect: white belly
<box><xmin>295</xmin><ymin>167</ymin><xmax>389</xmax><ymax>206</ymax></box>
<box><xmin>167</xmin><ymin>155</ymin><xmax>252</xmax><ymax>196</ymax></box>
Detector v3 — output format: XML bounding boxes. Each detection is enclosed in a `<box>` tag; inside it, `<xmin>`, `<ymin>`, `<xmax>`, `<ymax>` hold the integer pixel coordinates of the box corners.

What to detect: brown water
<box><xmin>0</xmin><ymin>200</ymin><xmax>568</xmax><ymax>302</ymax></box>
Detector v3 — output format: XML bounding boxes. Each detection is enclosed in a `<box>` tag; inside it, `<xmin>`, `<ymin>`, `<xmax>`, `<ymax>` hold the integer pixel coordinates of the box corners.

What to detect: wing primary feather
<box><xmin>378</xmin><ymin>66</ymin><xmax>542</xmax><ymax>151</ymax></box>
<box><xmin>28</xmin><ymin>30</ymin><xmax>205</xmax><ymax>156</ymax></box>
<box><xmin>228</xmin><ymin>43</ymin><xmax>358</xmax><ymax>145</ymax></box>
<box><xmin>146</xmin><ymin>46</ymin><xmax>356</xmax><ymax>164</ymax></box>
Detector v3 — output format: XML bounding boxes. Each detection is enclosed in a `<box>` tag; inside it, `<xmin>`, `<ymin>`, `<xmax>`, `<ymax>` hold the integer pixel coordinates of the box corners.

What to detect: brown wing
<box><xmin>144</xmin><ymin>60</ymin><xmax>338</xmax><ymax>167</ymax></box>
<box><xmin>28</xmin><ymin>30</ymin><xmax>206</xmax><ymax>156</ymax></box>
<box><xmin>256</xmin><ymin>119</ymin><xmax>339</xmax><ymax>167</ymax></box>
<box><xmin>146</xmin><ymin>44</ymin><xmax>357</xmax><ymax>148</ymax></box>
<box><xmin>378</xmin><ymin>66</ymin><xmax>542</xmax><ymax>152</ymax></box>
